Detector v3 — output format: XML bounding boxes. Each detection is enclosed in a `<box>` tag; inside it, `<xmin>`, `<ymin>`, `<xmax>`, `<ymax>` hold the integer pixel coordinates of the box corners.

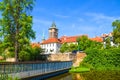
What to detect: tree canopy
<box><xmin>77</xmin><ymin>36</ymin><xmax>102</xmax><ymax>51</ymax></box>
<box><xmin>0</xmin><ymin>0</ymin><xmax>35</xmax><ymax>62</ymax></box>
<box><xmin>60</xmin><ymin>35</ymin><xmax>102</xmax><ymax>53</ymax></box>
<box><xmin>112</xmin><ymin>20</ymin><xmax>120</xmax><ymax>44</ymax></box>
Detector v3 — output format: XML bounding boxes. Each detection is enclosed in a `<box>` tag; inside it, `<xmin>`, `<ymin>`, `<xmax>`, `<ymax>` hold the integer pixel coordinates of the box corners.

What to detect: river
<box><xmin>47</xmin><ymin>71</ymin><xmax>120</xmax><ymax>80</ymax></box>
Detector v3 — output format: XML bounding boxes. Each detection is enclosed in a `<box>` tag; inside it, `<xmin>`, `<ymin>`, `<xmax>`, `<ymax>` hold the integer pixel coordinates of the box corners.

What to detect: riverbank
<box><xmin>70</xmin><ymin>47</ymin><xmax>120</xmax><ymax>73</ymax></box>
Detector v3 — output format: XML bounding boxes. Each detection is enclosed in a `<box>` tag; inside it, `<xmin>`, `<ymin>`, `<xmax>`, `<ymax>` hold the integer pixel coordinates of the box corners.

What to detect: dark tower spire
<box><xmin>49</xmin><ymin>22</ymin><xmax>58</xmax><ymax>38</ymax></box>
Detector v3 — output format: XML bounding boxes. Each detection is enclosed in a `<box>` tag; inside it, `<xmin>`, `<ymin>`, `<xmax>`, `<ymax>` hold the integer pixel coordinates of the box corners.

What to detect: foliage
<box><xmin>60</xmin><ymin>43</ymin><xmax>78</xmax><ymax>53</ymax></box>
<box><xmin>30</xmin><ymin>46</ymin><xmax>44</xmax><ymax>61</ymax></box>
<box><xmin>19</xmin><ymin>45</ymin><xmax>44</xmax><ymax>61</ymax></box>
<box><xmin>112</xmin><ymin>20</ymin><xmax>120</xmax><ymax>44</ymax></box>
<box><xmin>60</xmin><ymin>43</ymin><xmax>69</xmax><ymax>53</ymax></box>
<box><xmin>0</xmin><ymin>0</ymin><xmax>35</xmax><ymax>61</ymax></box>
<box><xmin>83</xmin><ymin>48</ymin><xmax>120</xmax><ymax>70</ymax></box>
<box><xmin>77</xmin><ymin>35</ymin><xmax>103</xmax><ymax>51</ymax></box>
<box><xmin>60</xmin><ymin>35</ymin><xmax>102</xmax><ymax>53</ymax></box>
<box><xmin>68</xmin><ymin>43</ymin><xmax>78</xmax><ymax>52</ymax></box>
<box><xmin>105</xmin><ymin>37</ymin><xmax>111</xmax><ymax>49</ymax></box>
<box><xmin>77</xmin><ymin>35</ymin><xmax>89</xmax><ymax>50</ymax></box>
<box><xmin>7</xmin><ymin>77</ymin><xmax>20</xmax><ymax>80</ymax></box>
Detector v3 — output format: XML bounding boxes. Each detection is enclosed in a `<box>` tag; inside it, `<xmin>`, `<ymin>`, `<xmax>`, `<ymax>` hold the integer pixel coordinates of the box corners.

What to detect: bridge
<box><xmin>0</xmin><ymin>61</ymin><xmax>72</xmax><ymax>80</ymax></box>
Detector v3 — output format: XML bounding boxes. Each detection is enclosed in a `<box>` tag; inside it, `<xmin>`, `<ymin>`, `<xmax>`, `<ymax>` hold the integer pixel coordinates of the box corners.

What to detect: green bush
<box><xmin>82</xmin><ymin>48</ymin><xmax>120</xmax><ymax>70</ymax></box>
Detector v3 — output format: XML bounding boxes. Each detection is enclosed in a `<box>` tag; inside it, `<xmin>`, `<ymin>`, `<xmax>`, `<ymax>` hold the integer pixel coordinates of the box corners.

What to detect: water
<box><xmin>47</xmin><ymin>71</ymin><xmax>120</xmax><ymax>80</ymax></box>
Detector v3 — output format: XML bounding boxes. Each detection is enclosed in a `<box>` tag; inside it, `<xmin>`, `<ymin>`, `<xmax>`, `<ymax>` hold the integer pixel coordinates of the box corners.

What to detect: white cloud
<box><xmin>85</xmin><ymin>12</ymin><xmax>120</xmax><ymax>22</ymax></box>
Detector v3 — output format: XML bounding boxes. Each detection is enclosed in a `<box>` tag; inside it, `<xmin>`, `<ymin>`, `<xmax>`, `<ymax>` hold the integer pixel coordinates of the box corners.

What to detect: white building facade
<box><xmin>41</xmin><ymin>22</ymin><xmax>61</xmax><ymax>54</ymax></box>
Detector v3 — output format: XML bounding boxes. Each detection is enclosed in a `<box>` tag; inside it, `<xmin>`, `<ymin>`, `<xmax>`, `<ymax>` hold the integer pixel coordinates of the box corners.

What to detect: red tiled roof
<box><xmin>41</xmin><ymin>38</ymin><xmax>61</xmax><ymax>44</ymax></box>
<box><xmin>31</xmin><ymin>43</ymin><xmax>40</xmax><ymax>48</ymax></box>
<box><xmin>41</xmin><ymin>35</ymin><xmax>103</xmax><ymax>44</ymax></box>
<box><xmin>60</xmin><ymin>35</ymin><xmax>88</xmax><ymax>43</ymax></box>
<box><xmin>90</xmin><ymin>37</ymin><xmax>103</xmax><ymax>42</ymax></box>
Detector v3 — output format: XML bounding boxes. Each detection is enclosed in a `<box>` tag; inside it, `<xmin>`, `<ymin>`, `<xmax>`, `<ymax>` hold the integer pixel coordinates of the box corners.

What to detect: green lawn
<box><xmin>69</xmin><ymin>67</ymin><xmax>90</xmax><ymax>73</ymax></box>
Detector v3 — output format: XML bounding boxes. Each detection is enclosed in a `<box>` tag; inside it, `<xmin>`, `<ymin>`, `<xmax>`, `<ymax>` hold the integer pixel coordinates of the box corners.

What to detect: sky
<box><xmin>1</xmin><ymin>0</ymin><xmax>120</xmax><ymax>42</ymax></box>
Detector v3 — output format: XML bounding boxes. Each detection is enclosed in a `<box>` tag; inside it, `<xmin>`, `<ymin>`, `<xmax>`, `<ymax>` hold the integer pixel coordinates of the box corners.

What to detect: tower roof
<box><xmin>49</xmin><ymin>22</ymin><xmax>58</xmax><ymax>29</ymax></box>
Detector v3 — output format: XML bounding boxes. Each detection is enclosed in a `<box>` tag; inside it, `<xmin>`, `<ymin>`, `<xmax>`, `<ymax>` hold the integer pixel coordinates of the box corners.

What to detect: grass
<box><xmin>69</xmin><ymin>67</ymin><xmax>90</xmax><ymax>73</ymax></box>
<box><xmin>0</xmin><ymin>60</ymin><xmax>6</xmax><ymax>62</ymax></box>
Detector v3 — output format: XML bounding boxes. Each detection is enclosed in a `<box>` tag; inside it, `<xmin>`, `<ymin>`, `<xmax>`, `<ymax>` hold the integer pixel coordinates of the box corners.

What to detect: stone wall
<box><xmin>47</xmin><ymin>53</ymin><xmax>75</xmax><ymax>61</ymax></box>
<box><xmin>6</xmin><ymin>58</ymin><xmax>15</xmax><ymax>62</ymax></box>
<box><xmin>73</xmin><ymin>52</ymin><xmax>87</xmax><ymax>67</ymax></box>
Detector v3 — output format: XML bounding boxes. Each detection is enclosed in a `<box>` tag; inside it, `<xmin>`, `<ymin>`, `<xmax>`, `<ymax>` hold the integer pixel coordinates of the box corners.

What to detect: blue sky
<box><xmin>1</xmin><ymin>0</ymin><xmax>120</xmax><ymax>42</ymax></box>
<box><xmin>32</xmin><ymin>0</ymin><xmax>120</xmax><ymax>42</ymax></box>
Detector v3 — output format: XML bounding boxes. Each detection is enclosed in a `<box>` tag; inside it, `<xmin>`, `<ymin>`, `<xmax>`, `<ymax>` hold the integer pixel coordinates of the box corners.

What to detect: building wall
<box><xmin>41</xmin><ymin>42</ymin><xmax>78</xmax><ymax>54</ymax></box>
<box><xmin>41</xmin><ymin>43</ymin><xmax>61</xmax><ymax>54</ymax></box>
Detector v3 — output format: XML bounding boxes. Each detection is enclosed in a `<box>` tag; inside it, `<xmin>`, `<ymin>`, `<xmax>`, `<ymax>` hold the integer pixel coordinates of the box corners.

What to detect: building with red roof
<box><xmin>90</xmin><ymin>36</ymin><xmax>103</xmax><ymax>42</ymax></box>
<box><xmin>60</xmin><ymin>35</ymin><xmax>88</xmax><ymax>44</ymax></box>
<box><xmin>41</xmin><ymin>22</ymin><xmax>61</xmax><ymax>54</ymax></box>
<box><xmin>41</xmin><ymin>22</ymin><xmax>104</xmax><ymax>54</ymax></box>
<box><xmin>31</xmin><ymin>42</ymin><xmax>40</xmax><ymax>48</ymax></box>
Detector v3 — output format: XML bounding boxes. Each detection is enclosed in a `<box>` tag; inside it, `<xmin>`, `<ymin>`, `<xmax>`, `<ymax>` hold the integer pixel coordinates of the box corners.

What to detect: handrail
<box><xmin>0</xmin><ymin>61</ymin><xmax>72</xmax><ymax>79</ymax></box>
<box><xmin>0</xmin><ymin>61</ymin><xmax>72</xmax><ymax>64</ymax></box>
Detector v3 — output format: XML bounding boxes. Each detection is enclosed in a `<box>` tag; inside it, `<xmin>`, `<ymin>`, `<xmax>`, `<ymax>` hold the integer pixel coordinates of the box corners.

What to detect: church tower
<box><xmin>49</xmin><ymin>22</ymin><xmax>58</xmax><ymax>38</ymax></box>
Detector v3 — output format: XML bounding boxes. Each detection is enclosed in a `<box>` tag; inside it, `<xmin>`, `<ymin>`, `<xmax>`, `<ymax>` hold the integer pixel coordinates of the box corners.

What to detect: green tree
<box><xmin>105</xmin><ymin>37</ymin><xmax>111</xmax><ymax>49</ymax></box>
<box><xmin>30</xmin><ymin>46</ymin><xmax>44</xmax><ymax>61</ymax></box>
<box><xmin>77</xmin><ymin>35</ymin><xmax>91</xmax><ymax>51</ymax></box>
<box><xmin>112</xmin><ymin>20</ymin><xmax>120</xmax><ymax>44</ymax></box>
<box><xmin>19</xmin><ymin>45</ymin><xmax>44</xmax><ymax>61</ymax></box>
<box><xmin>60</xmin><ymin>43</ymin><xmax>69</xmax><ymax>53</ymax></box>
<box><xmin>77</xmin><ymin>35</ymin><xmax>102</xmax><ymax>51</ymax></box>
<box><xmin>0</xmin><ymin>0</ymin><xmax>35</xmax><ymax>62</ymax></box>
<box><xmin>68</xmin><ymin>43</ymin><xmax>77</xmax><ymax>52</ymax></box>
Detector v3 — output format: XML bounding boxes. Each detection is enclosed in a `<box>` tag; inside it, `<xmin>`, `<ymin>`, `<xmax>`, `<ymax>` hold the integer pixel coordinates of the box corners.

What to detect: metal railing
<box><xmin>0</xmin><ymin>61</ymin><xmax>72</xmax><ymax>79</ymax></box>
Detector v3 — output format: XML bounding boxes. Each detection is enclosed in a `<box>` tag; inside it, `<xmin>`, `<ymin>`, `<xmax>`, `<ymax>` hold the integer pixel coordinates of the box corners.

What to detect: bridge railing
<box><xmin>0</xmin><ymin>61</ymin><xmax>72</xmax><ymax>79</ymax></box>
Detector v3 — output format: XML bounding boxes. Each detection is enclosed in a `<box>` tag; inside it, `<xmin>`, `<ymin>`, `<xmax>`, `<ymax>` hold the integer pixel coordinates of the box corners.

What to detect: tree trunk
<box><xmin>14</xmin><ymin>0</ymin><xmax>20</xmax><ymax>62</ymax></box>
<box><xmin>15</xmin><ymin>30</ymin><xmax>19</xmax><ymax>62</ymax></box>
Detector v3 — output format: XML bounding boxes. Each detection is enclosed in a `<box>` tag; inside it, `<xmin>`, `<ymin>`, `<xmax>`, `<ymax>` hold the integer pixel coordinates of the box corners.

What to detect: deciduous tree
<box><xmin>0</xmin><ymin>0</ymin><xmax>35</xmax><ymax>62</ymax></box>
<box><xmin>112</xmin><ymin>20</ymin><xmax>120</xmax><ymax>44</ymax></box>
